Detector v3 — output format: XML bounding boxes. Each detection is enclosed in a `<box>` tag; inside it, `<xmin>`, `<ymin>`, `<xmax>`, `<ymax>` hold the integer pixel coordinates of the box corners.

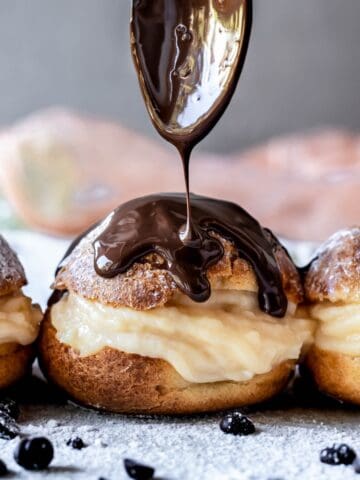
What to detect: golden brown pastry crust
<box><xmin>0</xmin><ymin>344</ymin><xmax>35</xmax><ymax>389</ymax></box>
<box><xmin>305</xmin><ymin>229</ymin><xmax>360</xmax><ymax>404</ymax></box>
<box><xmin>55</xmin><ymin>228</ymin><xmax>303</xmax><ymax>310</ymax></box>
<box><xmin>38</xmin><ymin>312</ymin><xmax>295</xmax><ymax>414</ymax></box>
<box><xmin>306</xmin><ymin>345</ymin><xmax>360</xmax><ymax>405</ymax></box>
<box><xmin>0</xmin><ymin>236</ymin><xmax>26</xmax><ymax>296</ymax></box>
<box><xmin>305</xmin><ymin>227</ymin><xmax>360</xmax><ymax>303</ymax></box>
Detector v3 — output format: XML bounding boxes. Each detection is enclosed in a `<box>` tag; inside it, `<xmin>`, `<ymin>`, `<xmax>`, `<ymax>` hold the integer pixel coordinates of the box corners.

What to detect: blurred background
<box><xmin>1</xmin><ymin>0</ymin><xmax>360</xmax><ymax>150</ymax></box>
<box><xmin>0</xmin><ymin>0</ymin><xmax>359</xmax><ymax>241</ymax></box>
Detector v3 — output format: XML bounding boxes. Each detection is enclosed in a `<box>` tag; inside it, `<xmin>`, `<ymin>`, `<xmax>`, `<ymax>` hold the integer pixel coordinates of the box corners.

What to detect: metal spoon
<box><xmin>130</xmin><ymin>0</ymin><xmax>252</xmax><ymax>148</ymax></box>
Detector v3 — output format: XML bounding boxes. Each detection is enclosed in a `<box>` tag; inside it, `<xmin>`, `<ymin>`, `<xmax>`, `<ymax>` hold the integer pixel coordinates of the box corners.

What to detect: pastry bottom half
<box><xmin>0</xmin><ymin>343</ymin><xmax>35</xmax><ymax>389</ymax></box>
<box><xmin>306</xmin><ymin>345</ymin><xmax>360</xmax><ymax>405</ymax></box>
<box><xmin>39</xmin><ymin>312</ymin><xmax>295</xmax><ymax>415</ymax></box>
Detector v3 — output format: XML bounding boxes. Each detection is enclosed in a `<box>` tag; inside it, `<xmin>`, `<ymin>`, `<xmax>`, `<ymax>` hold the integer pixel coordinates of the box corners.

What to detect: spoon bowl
<box><xmin>131</xmin><ymin>0</ymin><xmax>252</xmax><ymax>147</ymax></box>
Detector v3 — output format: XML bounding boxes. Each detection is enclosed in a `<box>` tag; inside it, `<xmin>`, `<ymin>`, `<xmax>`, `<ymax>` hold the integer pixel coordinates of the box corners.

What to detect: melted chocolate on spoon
<box><xmin>131</xmin><ymin>0</ymin><xmax>252</xmax><ymax>240</ymax></box>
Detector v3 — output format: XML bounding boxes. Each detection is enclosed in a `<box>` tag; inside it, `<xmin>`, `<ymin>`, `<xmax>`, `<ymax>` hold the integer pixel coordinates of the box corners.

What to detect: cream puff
<box><xmin>0</xmin><ymin>235</ymin><xmax>42</xmax><ymax>388</ymax></box>
<box><xmin>38</xmin><ymin>195</ymin><xmax>313</xmax><ymax>414</ymax></box>
<box><xmin>305</xmin><ymin>227</ymin><xmax>360</xmax><ymax>404</ymax></box>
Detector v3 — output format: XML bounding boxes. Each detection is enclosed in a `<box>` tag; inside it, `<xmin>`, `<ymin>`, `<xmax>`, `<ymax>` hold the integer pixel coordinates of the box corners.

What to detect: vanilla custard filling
<box><xmin>311</xmin><ymin>302</ymin><xmax>360</xmax><ymax>356</ymax></box>
<box><xmin>52</xmin><ymin>291</ymin><xmax>313</xmax><ymax>383</ymax></box>
<box><xmin>0</xmin><ymin>292</ymin><xmax>42</xmax><ymax>346</ymax></box>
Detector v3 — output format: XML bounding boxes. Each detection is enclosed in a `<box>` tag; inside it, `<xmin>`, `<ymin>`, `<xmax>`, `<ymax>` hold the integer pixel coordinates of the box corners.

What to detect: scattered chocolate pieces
<box><xmin>66</xmin><ymin>436</ymin><xmax>86</xmax><ymax>450</ymax></box>
<box><xmin>14</xmin><ymin>437</ymin><xmax>54</xmax><ymax>471</ymax></box>
<box><xmin>220</xmin><ymin>411</ymin><xmax>256</xmax><ymax>436</ymax></box>
<box><xmin>0</xmin><ymin>412</ymin><xmax>20</xmax><ymax>440</ymax></box>
<box><xmin>124</xmin><ymin>458</ymin><xmax>155</xmax><ymax>480</ymax></box>
<box><xmin>320</xmin><ymin>444</ymin><xmax>356</xmax><ymax>466</ymax></box>
<box><xmin>0</xmin><ymin>398</ymin><xmax>20</xmax><ymax>420</ymax></box>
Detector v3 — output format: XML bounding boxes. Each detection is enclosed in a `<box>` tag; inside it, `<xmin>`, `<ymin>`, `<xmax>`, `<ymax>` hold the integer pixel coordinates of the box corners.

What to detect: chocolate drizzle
<box><xmin>93</xmin><ymin>193</ymin><xmax>288</xmax><ymax>317</ymax></box>
<box><xmin>52</xmin><ymin>0</ymin><xmax>289</xmax><ymax>318</ymax></box>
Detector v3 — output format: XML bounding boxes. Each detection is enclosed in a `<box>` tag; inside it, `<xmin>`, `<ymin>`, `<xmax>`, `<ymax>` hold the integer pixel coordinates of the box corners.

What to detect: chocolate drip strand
<box><xmin>131</xmin><ymin>0</ymin><xmax>252</xmax><ymax>243</ymax></box>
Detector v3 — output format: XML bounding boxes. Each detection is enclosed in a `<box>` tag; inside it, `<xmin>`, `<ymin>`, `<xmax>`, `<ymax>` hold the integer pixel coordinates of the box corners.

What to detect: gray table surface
<box><xmin>1</xmin><ymin>230</ymin><xmax>358</xmax><ymax>480</ymax></box>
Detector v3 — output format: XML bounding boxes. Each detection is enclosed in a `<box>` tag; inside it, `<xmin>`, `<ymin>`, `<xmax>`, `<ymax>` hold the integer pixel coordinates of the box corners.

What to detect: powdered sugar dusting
<box><xmin>0</xmin><ymin>235</ymin><xmax>26</xmax><ymax>294</ymax></box>
<box><xmin>306</xmin><ymin>227</ymin><xmax>360</xmax><ymax>303</ymax></box>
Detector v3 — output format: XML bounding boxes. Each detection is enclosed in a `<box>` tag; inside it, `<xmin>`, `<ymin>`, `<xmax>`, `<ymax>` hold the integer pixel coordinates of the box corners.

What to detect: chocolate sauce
<box><xmin>52</xmin><ymin>0</ymin><xmax>289</xmax><ymax>318</ymax></box>
<box><xmin>93</xmin><ymin>194</ymin><xmax>287</xmax><ymax>317</ymax></box>
<box><xmin>131</xmin><ymin>0</ymin><xmax>252</xmax><ymax>240</ymax></box>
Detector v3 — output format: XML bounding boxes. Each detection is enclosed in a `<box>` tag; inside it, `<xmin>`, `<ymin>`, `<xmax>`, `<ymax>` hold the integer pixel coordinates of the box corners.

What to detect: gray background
<box><xmin>0</xmin><ymin>0</ymin><xmax>359</xmax><ymax>153</ymax></box>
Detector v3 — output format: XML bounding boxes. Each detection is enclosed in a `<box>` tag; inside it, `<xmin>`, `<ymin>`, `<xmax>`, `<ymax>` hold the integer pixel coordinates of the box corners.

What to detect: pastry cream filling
<box><xmin>311</xmin><ymin>303</ymin><xmax>360</xmax><ymax>356</ymax></box>
<box><xmin>0</xmin><ymin>292</ymin><xmax>42</xmax><ymax>346</ymax></box>
<box><xmin>52</xmin><ymin>291</ymin><xmax>313</xmax><ymax>383</ymax></box>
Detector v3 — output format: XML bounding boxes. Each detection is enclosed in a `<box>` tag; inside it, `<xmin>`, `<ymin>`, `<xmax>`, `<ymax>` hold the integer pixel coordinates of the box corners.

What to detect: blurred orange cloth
<box><xmin>0</xmin><ymin>108</ymin><xmax>359</xmax><ymax>241</ymax></box>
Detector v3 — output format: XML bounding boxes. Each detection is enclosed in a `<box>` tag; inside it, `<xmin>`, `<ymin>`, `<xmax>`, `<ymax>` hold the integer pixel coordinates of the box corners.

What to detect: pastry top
<box><xmin>54</xmin><ymin>222</ymin><xmax>303</xmax><ymax>310</ymax></box>
<box><xmin>0</xmin><ymin>235</ymin><xmax>26</xmax><ymax>296</ymax></box>
<box><xmin>305</xmin><ymin>227</ymin><xmax>360</xmax><ymax>304</ymax></box>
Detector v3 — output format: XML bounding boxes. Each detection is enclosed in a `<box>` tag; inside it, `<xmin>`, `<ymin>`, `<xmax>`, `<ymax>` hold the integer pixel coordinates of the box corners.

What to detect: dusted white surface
<box><xmin>0</xmin><ymin>403</ymin><xmax>360</xmax><ymax>480</ymax></box>
<box><xmin>0</xmin><ymin>230</ymin><xmax>359</xmax><ymax>480</ymax></box>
